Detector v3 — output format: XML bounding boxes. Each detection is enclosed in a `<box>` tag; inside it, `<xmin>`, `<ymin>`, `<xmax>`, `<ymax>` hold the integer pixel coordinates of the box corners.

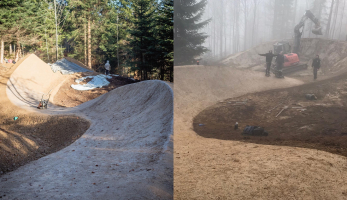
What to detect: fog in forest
<box><xmin>199</xmin><ymin>0</ymin><xmax>347</xmax><ymax>61</ymax></box>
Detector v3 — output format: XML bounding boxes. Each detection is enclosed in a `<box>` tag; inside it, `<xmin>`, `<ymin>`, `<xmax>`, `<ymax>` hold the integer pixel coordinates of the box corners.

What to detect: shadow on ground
<box><xmin>193</xmin><ymin>72</ymin><xmax>347</xmax><ymax>157</ymax></box>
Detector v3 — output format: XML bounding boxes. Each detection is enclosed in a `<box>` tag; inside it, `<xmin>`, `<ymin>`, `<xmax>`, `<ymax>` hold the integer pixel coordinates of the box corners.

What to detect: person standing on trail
<box><xmin>259</xmin><ymin>50</ymin><xmax>277</xmax><ymax>77</ymax></box>
<box><xmin>312</xmin><ymin>55</ymin><xmax>321</xmax><ymax>80</ymax></box>
<box><xmin>105</xmin><ymin>60</ymin><xmax>111</xmax><ymax>75</ymax></box>
<box><xmin>275</xmin><ymin>51</ymin><xmax>285</xmax><ymax>77</ymax></box>
<box><xmin>197</xmin><ymin>60</ymin><xmax>199</xmax><ymax>65</ymax></box>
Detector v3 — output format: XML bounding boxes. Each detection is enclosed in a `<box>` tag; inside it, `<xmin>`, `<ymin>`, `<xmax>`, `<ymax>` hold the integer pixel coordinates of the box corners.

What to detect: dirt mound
<box><xmin>174</xmin><ymin>65</ymin><xmax>347</xmax><ymax>199</ymax></box>
<box><xmin>6</xmin><ymin>54</ymin><xmax>138</xmax><ymax>108</ymax></box>
<box><xmin>6</xmin><ymin>54</ymin><xmax>66</xmax><ymax>108</ymax></box>
<box><xmin>220</xmin><ymin>38</ymin><xmax>347</xmax><ymax>76</ymax></box>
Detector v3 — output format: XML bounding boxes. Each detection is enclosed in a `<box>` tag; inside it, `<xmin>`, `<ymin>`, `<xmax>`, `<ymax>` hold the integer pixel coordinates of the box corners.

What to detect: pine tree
<box><xmin>154</xmin><ymin>0</ymin><xmax>173</xmax><ymax>81</ymax></box>
<box><xmin>127</xmin><ymin>0</ymin><xmax>157</xmax><ymax>80</ymax></box>
<box><xmin>174</xmin><ymin>0</ymin><xmax>210</xmax><ymax>65</ymax></box>
<box><xmin>0</xmin><ymin>0</ymin><xmax>45</xmax><ymax>61</ymax></box>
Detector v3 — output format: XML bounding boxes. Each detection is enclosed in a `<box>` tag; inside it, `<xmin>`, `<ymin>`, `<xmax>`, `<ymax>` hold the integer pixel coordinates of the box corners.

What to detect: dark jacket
<box><xmin>275</xmin><ymin>54</ymin><xmax>285</xmax><ymax>65</ymax></box>
<box><xmin>312</xmin><ymin>58</ymin><xmax>321</xmax><ymax>68</ymax></box>
<box><xmin>259</xmin><ymin>53</ymin><xmax>278</xmax><ymax>63</ymax></box>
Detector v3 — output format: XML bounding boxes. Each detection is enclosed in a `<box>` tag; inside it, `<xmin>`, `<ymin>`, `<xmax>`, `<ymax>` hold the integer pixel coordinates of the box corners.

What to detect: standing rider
<box><xmin>259</xmin><ymin>50</ymin><xmax>277</xmax><ymax>77</ymax></box>
<box><xmin>105</xmin><ymin>60</ymin><xmax>111</xmax><ymax>75</ymax></box>
<box><xmin>312</xmin><ymin>55</ymin><xmax>321</xmax><ymax>80</ymax></box>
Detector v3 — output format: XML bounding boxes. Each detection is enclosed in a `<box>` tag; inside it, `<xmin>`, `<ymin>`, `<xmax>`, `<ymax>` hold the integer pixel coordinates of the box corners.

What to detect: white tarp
<box><xmin>71</xmin><ymin>74</ymin><xmax>119</xmax><ymax>91</ymax></box>
<box><xmin>48</xmin><ymin>58</ymin><xmax>93</xmax><ymax>75</ymax></box>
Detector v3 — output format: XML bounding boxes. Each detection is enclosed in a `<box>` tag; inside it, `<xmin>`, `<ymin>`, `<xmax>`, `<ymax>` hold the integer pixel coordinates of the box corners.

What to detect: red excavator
<box><xmin>271</xmin><ymin>10</ymin><xmax>323</xmax><ymax>76</ymax></box>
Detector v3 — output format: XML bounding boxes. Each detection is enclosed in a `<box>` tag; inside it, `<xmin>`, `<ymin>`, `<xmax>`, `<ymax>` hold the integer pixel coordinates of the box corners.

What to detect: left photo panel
<box><xmin>0</xmin><ymin>0</ymin><xmax>173</xmax><ymax>199</ymax></box>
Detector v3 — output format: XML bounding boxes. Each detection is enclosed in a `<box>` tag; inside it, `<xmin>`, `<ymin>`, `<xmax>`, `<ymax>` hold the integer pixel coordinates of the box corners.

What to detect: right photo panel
<box><xmin>174</xmin><ymin>0</ymin><xmax>347</xmax><ymax>199</ymax></box>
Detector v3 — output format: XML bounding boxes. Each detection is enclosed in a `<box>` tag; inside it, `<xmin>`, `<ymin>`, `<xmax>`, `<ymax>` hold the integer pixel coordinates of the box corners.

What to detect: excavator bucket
<box><xmin>312</xmin><ymin>27</ymin><xmax>323</xmax><ymax>35</ymax></box>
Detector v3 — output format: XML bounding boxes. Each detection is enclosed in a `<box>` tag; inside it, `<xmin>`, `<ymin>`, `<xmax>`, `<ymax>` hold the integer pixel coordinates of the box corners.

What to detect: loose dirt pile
<box><xmin>53</xmin><ymin>72</ymin><xmax>137</xmax><ymax>107</ymax></box>
<box><xmin>194</xmin><ymin>72</ymin><xmax>347</xmax><ymax>157</ymax></box>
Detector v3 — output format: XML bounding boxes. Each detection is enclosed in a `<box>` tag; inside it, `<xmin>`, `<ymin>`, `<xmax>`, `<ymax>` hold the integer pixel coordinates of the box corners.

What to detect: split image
<box><xmin>2</xmin><ymin>0</ymin><xmax>347</xmax><ymax>199</ymax></box>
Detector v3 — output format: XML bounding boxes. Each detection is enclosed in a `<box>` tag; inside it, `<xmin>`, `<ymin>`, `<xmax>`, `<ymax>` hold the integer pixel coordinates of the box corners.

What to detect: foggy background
<box><xmin>200</xmin><ymin>0</ymin><xmax>347</xmax><ymax>60</ymax></box>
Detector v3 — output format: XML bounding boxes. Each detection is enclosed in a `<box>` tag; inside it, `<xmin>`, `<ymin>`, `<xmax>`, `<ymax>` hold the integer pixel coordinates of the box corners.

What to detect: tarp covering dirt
<box><xmin>48</xmin><ymin>58</ymin><xmax>93</xmax><ymax>75</ymax></box>
<box><xmin>71</xmin><ymin>74</ymin><xmax>117</xmax><ymax>91</ymax></box>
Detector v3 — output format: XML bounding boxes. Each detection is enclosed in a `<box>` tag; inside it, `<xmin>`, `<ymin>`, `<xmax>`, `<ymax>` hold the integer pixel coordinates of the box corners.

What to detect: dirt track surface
<box><xmin>174</xmin><ymin>65</ymin><xmax>347</xmax><ymax>199</ymax></box>
<box><xmin>0</xmin><ymin>54</ymin><xmax>173</xmax><ymax>199</ymax></box>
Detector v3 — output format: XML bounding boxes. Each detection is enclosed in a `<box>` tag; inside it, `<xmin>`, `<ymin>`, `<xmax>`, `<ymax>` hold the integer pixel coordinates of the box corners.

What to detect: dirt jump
<box><xmin>0</xmin><ymin>54</ymin><xmax>173</xmax><ymax>199</ymax></box>
<box><xmin>174</xmin><ymin>38</ymin><xmax>347</xmax><ymax>199</ymax></box>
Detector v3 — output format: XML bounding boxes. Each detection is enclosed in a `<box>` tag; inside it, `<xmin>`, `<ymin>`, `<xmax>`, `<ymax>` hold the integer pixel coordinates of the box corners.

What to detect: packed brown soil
<box><xmin>0</xmin><ymin>57</ymin><xmax>90</xmax><ymax>176</ymax></box>
<box><xmin>53</xmin><ymin>72</ymin><xmax>137</xmax><ymax>107</ymax></box>
<box><xmin>193</xmin><ymin>72</ymin><xmax>347</xmax><ymax>157</ymax></box>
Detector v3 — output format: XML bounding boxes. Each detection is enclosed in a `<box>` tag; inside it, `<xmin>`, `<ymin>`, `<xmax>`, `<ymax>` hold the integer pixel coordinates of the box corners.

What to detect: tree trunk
<box><xmin>213</xmin><ymin>4</ymin><xmax>216</xmax><ymax>57</ymax></box>
<box><xmin>325</xmin><ymin>0</ymin><xmax>335</xmax><ymax>38</ymax></box>
<box><xmin>0</xmin><ymin>37</ymin><xmax>3</xmax><ymax>64</ymax></box>
<box><xmin>243</xmin><ymin>0</ymin><xmax>247</xmax><ymax>50</ymax></box>
<box><xmin>233</xmin><ymin>0</ymin><xmax>237</xmax><ymax>53</ymax></box>
<box><xmin>88</xmin><ymin>18</ymin><xmax>91</xmax><ymax>69</ymax></box>
<box><xmin>9</xmin><ymin>43</ymin><xmax>12</xmax><ymax>55</ymax></box>
<box><xmin>293</xmin><ymin>0</ymin><xmax>297</xmax><ymax>27</ymax></box>
<box><xmin>54</xmin><ymin>0</ymin><xmax>59</xmax><ymax>61</ymax></box>
<box><xmin>331</xmin><ymin>0</ymin><xmax>339</xmax><ymax>39</ymax></box>
<box><xmin>252</xmin><ymin>0</ymin><xmax>257</xmax><ymax>47</ymax></box>
<box><xmin>220</xmin><ymin>0</ymin><xmax>223</xmax><ymax>58</ymax></box>
<box><xmin>236</xmin><ymin>0</ymin><xmax>240</xmax><ymax>52</ymax></box>
<box><xmin>18</xmin><ymin>45</ymin><xmax>21</xmax><ymax>59</ymax></box>
<box><xmin>230</xmin><ymin>2</ymin><xmax>233</xmax><ymax>54</ymax></box>
<box><xmin>338</xmin><ymin>0</ymin><xmax>346</xmax><ymax>38</ymax></box>
<box><xmin>84</xmin><ymin>21</ymin><xmax>87</xmax><ymax>66</ymax></box>
<box><xmin>15</xmin><ymin>35</ymin><xmax>20</xmax><ymax>62</ymax></box>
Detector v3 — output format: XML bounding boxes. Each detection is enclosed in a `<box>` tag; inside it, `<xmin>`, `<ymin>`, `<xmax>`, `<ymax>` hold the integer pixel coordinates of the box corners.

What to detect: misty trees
<box><xmin>201</xmin><ymin>0</ymin><xmax>347</xmax><ymax>61</ymax></box>
<box><xmin>174</xmin><ymin>0</ymin><xmax>210</xmax><ymax>65</ymax></box>
<box><xmin>272</xmin><ymin>0</ymin><xmax>295</xmax><ymax>40</ymax></box>
<box><xmin>310</xmin><ymin>0</ymin><xmax>347</xmax><ymax>40</ymax></box>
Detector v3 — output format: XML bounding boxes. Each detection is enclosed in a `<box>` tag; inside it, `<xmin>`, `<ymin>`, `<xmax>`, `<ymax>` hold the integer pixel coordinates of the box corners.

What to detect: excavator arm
<box><xmin>293</xmin><ymin>10</ymin><xmax>322</xmax><ymax>54</ymax></box>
